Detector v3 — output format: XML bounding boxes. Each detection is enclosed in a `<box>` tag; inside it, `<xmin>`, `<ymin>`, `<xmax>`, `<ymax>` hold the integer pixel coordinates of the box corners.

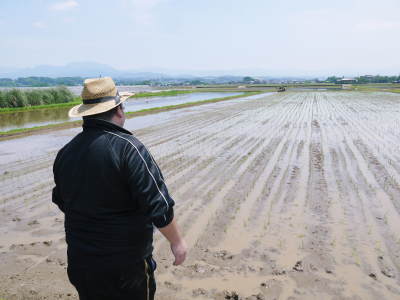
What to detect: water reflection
<box><xmin>0</xmin><ymin>108</ymin><xmax>72</xmax><ymax>131</ymax></box>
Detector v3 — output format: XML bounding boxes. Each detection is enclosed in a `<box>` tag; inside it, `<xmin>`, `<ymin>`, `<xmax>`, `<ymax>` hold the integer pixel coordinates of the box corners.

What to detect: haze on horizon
<box><xmin>1</xmin><ymin>0</ymin><xmax>399</xmax><ymax>77</ymax></box>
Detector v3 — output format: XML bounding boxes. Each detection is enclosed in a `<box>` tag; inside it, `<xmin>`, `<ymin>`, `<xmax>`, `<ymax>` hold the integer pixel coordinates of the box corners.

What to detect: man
<box><xmin>52</xmin><ymin>77</ymin><xmax>187</xmax><ymax>300</ymax></box>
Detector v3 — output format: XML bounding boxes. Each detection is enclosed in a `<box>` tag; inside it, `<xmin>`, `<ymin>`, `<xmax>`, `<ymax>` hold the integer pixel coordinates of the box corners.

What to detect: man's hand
<box><xmin>171</xmin><ymin>239</ymin><xmax>187</xmax><ymax>266</ymax></box>
<box><xmin>158</xmin><ymin>217</ymin><xmax>187</xmax><ymax>266</ymax></box>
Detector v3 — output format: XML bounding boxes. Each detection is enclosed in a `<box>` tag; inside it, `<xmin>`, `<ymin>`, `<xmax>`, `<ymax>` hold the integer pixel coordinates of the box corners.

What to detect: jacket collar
<box><xmin>83</xmin><ymin>118</ymin><xmax>132</xmax><ymax>135</ymax></box>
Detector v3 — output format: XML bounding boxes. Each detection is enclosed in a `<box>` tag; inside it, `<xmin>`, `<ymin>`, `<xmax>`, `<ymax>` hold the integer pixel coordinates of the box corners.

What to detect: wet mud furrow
<box><xmin>161</xmin><ymin>97</ymin><xmax>296</xmax><ymax>213</ymax></box>
<box><xmin>160</xmin><ymin>96</ymin><xmax>299</xmax><ymax>245</ymax></box>
<box><xmin>326</xmin><ymin>95</ymin><xmax>400</xmax><ymax>252</ymax></box>
<box><xmin>338</xmin><ymin>93</ymin><xmax>400</xmax><ymax>164</ymax></box>
<box><xmin>162</xmin><ymin>137</ymin><xmax>264</xmax><ymax>230</ymax></box>
<box><xmin>323</xmin><ymin>95</ymin><xmax>400</xmax><ymax>297</ymax></box>
<box><xmin>318</xmin><ymin>95</ymin><xmax>388</xmax><ymax>297</ymax></box>
<box><xmin>222</xmin><ymin>94</ymin><xmax>310</xmax><ymax>233</ymax></box>
<box><xmin>340</xmin><ymin>138</ymin><xmax>400</xmax><ymax>270</ymax></box>
<box><xmin>332</xmin><ymin>94</ymin><xmax>400</xmax><ymax>191</ymax></box>
<box><xmin>338</xmin><ymin>143</ymin><xmax>399</xmax><ymax>296</ymax></box>
<box><xmin>250</xmin><ymin>94</ymin><xmax>313</xmax><ymax>269</ymax></box>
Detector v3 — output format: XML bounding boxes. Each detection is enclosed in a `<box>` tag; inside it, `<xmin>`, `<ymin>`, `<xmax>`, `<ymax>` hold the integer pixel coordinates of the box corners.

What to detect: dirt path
<box><xmin>1</xmin><ymin>92</ymin><xmax>400</xmax><ymax>299</ymax></box>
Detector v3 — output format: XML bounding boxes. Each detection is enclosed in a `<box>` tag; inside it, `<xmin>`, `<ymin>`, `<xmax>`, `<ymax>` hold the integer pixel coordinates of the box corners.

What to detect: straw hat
<box><xmin>68</xmin><ymin>77</ymin><xmax>134</xmax><ymax>117</ymax></box>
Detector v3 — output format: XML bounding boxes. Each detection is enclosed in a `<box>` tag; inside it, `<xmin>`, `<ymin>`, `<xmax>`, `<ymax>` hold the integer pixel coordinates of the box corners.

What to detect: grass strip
<box><xmin>351</xmin><ymin>86</ymin><xmax>400</xmax><ymax>94</ymax></box>
<box><xmin>0</xmin><ymin>120</ymin><xmax>82</xmax><ymax>135</ymax></box>
<box><xmin>0</xmin><ymin>91</ymin><xmax>263</xmax><ymax>140</ymax></box>
<box><xmin>0</xmin><ymin>98</ymin><xmax>81</xmax><ymax>114</ymax></box>
<box><xmin>130</xmin><ymin>90</ymin><xmax>194</xmax><ymax>98</ymax></box>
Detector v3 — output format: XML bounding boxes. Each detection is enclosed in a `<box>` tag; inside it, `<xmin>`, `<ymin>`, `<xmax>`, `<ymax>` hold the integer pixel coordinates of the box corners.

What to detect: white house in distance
<box><xmin>337</xmin><ymin>78</ymin><xmax>357</xmax><ymax>84</ymax></box>
<box><xmin>337</xmin><ymin>78</ymin><xmax>357</xmax><ymax>89</ymax></box>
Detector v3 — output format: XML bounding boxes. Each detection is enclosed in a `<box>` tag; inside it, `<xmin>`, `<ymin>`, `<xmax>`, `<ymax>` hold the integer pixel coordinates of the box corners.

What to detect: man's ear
<box><xmin>115</xmin><ymin>105</ymin><xmax>124</xmax><ymax>118</ymax></box>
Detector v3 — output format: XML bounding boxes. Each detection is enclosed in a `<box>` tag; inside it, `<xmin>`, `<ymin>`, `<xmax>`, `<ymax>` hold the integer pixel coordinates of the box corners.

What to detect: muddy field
<box><xmin>1</xmin><ymin>92</ymin><xmax>400</xmax><ymax>299</ymax></box>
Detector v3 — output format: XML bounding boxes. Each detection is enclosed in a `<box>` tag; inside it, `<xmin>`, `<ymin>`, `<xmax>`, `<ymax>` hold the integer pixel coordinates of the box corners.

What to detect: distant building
<box><xmin>337</xmin><ymin>78</ymin><xmax>357</xmax><ymax>84</ymax></box>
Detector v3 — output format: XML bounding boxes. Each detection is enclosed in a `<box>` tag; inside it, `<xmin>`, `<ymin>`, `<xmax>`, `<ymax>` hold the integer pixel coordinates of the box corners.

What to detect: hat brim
<box><xmin>68</xmin><ymin>93</ymin><xmax>133</xmax><ymax>118</ymax></box>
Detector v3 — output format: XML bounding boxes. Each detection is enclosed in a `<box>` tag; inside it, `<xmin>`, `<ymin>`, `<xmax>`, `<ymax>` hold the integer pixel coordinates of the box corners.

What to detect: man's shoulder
<box><xmin>102</xmin><ymin>130</ymin><xmax>146</xmax><ymax>152</ymax></box>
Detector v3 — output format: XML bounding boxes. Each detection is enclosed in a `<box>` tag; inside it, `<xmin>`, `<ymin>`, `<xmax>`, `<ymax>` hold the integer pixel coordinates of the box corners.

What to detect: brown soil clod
<box><xmin>377</xmin><ymin>256</ymin><xmax>396</xmax><ymax>278</ymax></box>
<box><xmin>293</xmin><ymin>261</ymin><xmax>304</xmax><ymax>272</ymax></box>
<box><xmin>42</xmin><ymin>240</ymin><xmax>52</xmax><ymax>246</ymax></box>
<box><xmin>272</xmin><ymin>269</ymin><xmax>286</xmax><ymax>276</ymax></box>
<box><xmin>214</xmin><ymin>250</ymin><xmax>234</xmax><ymax>260</ymax></box>
<box><xmin>223</xmin><ymin>290</ymin><xmax>240</xmax><ymax>300</ymax></box>
<box><xmin>192</xmin><ymin>288</ymin><xmax>208</xmax><ymax>297</ymax></box>
<box><xmin>164</xmin><ymin>281</ymin><xmax>180</xmax><ymax>291</ymax></box>
<box><xmin>28</xmin><ymin>220</ymin><xmax>39</xmax><ymax>226</ymax></box>
<box><xmin>246</xmin><ymin>294</ymin><xmax>265</xmax><ymax>300</ymax></box>
<box><xmin>381</xmin><ymin>270</ymin><xmax>395</xmax><ymax>279</ymax></box>
<box><xmin>57</xmin><ymin>259</ymin><xmax>66</xmax><ymax>266</ymax></box>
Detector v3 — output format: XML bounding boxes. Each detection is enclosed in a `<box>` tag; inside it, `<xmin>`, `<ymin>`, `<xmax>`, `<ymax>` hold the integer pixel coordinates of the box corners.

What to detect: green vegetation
<box><xmin>0</xmin><ymin>76</ymin><xmax>84</xmax><ymax>87</ymax></box>
<box><xmin>326</xmin><ymin>75</ymin><xmax>400</xmax><ymax>84</ymax></box>
<box><xmin>0</xmin><ymin>121</ymin><xmax>81</xmax><ymax>136</ymax></box>
<box><xmin>130</xmin><ymin>90</ymin><xmax>193</xmax><ymax>98</ymax></box>
<box><xmin>351</xmin><ymin>85</ymin><xmax>400</xmax><ymax>94</ymax></box>
<box><xmin>0</xmin><ymin>87</ymin><xmax>75</xmax><ymax>108</ymax></box>
<box><xmin>0</xmin><ymin>99</ymin><xmax>80</xmax><ymax>114</ymax></box>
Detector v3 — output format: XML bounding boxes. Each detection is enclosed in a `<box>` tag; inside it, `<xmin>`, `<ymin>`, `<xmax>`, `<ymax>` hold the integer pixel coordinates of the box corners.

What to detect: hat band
<box><xmin>83</xmin><ymin>92</ymin><xmax>121</xmax><ymax>105</ymax></box>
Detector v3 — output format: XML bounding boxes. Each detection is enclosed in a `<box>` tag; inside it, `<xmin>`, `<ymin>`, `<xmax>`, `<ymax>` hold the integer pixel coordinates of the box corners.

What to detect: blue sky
<box><xmin>1</xmin><ymin>0</ymin><xmax>399</xmax><ymax>76</ymax></box>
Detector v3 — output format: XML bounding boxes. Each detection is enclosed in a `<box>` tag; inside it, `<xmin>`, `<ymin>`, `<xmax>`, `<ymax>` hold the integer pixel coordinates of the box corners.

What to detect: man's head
<box><xmin>68</xmin><ymin>77</ymin><xmax>133</xmax><ymax>127</ymax></box>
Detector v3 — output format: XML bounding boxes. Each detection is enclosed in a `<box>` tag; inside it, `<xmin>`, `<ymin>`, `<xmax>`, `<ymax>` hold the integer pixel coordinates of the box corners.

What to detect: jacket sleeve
<box><xmin>52</xmin><ymin>185</ymin><xmax>65</xmax><ymax>213</ymax></box>
<box><xmin>52</xmin><ymin>153</ymin><xmax>65</xmax><ymax>213</ymax></box>
<box><xmin>124</xmin><ymin>139</ymin><xmax>175</xmax><ymax>228</ymax></box>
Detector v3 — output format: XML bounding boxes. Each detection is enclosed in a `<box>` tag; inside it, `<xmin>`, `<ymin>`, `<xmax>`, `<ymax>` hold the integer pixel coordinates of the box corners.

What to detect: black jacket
<box><xmin>52</xmin><ymin>118</ymin><xmax>174</xmax><ymax>267</ymax></box>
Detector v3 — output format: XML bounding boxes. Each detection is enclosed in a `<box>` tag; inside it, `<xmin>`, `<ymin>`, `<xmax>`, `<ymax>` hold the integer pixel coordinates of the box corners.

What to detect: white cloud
<box><xmin>50</xmin><ymin>0</ymin><xmax>79</xmax><ymax>11</ymax></box>
<box><xmin>33</xmin><ymin>21</ymin><xmax>46</xmax><ymax>29</ymax></box>
<box><xmin>63</xmin><ymin>17</ymin><xmax>76</xmax><ymax>23</ymax></box>
<box><xmin>355</xmin><ymin>20</ymin><xmax>400</xmax><ymax>31</ymax></box>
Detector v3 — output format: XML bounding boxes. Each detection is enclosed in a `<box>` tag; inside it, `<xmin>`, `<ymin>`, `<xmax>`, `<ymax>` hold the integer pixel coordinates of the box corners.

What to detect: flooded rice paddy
<box><xmin>1</xmin><ymin>91</ymin><xmax>400</xmax><ymax>299</ymax></box>
<box><xmin>0</xmin><ymin>92</ymin><xmax>242</xmax><ymax>131</ymax></box>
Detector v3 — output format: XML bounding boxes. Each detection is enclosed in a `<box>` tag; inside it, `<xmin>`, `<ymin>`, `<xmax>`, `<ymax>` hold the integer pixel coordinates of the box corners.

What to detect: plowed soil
<box><xmin>1</xmin><ymin>92</ymin><xmax>400</xmax><ymax>299</ymax></box>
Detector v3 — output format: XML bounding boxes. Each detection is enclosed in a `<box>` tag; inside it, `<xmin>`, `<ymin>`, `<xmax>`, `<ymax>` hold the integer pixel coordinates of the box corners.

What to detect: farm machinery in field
<box><xmin>277</xmin><ymin>86</ymin><xmax>286</xmax><ymax>92</ymax></box>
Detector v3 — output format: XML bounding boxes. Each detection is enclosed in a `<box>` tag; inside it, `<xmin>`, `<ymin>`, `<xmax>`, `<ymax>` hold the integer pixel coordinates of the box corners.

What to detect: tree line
<box><xmin>0</xmin><ymin>87</ymin><xmax>75</xmax><ymax>108</ymax></box>
<box><xmin>0</xmin><ymin>77</ymin><xmax>85</xmax><ymax>87</ymax></box>
<box><xmin>0</xmin><ymin>77</ymin><xmax>158</xmax><ymax>87</ymax></box>
<box><xmin>326</xmin><ymin>75</ymin><xmax>400</xmax><ymax>84</ymax></box>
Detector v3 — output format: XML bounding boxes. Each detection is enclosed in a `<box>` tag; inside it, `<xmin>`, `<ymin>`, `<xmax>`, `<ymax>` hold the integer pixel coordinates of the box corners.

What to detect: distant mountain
<box><xmin>0</xmin><ymin>61</ymin><xmax>325</xmax><ymax>83</ymax></box>
<box><xmin>0</xmin><ymin>62</ymin><xmax>169</xmax><ymax>79</ymax></box>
